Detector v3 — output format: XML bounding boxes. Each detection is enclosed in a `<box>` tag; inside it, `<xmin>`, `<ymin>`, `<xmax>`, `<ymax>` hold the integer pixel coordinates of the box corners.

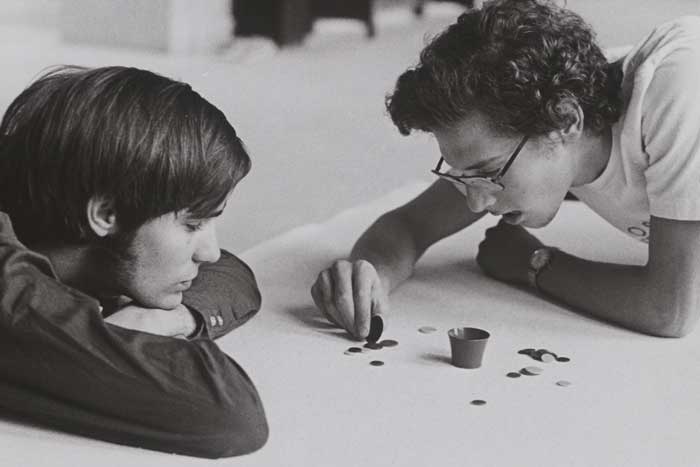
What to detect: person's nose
<box><xmin>193</xmin><ymin>222</ymin><xmax>221</xmax><ymax>264</ymax></box>
<box><xmin>465</xmin><ymin>186</ymin><xmax>497</xmax><ymax>213</ymax></box>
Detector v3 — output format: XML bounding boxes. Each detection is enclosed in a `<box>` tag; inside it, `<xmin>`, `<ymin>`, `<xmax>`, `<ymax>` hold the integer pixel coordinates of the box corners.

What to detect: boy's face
<box><xmin>112</xmin><ymin>202</ymin><xmax>226</xmax><ymax>310</ymax></box>
<box><xmin>433</xmin><ymin>115</ymin><xmax>576</xmax><ymax>228</ymax></box>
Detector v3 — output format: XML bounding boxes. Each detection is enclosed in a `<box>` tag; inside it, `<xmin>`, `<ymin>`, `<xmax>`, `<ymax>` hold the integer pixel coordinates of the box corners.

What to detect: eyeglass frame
<box><xmin>431</xmin><ymin>135</ymin><xmax>529</xmax><ymax>192</ymax></box>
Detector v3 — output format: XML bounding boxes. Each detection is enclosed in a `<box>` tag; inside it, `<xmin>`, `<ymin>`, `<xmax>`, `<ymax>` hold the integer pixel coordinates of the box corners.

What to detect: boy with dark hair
<box><xmin>312</xmin><ymin>0</ymin><xmax>700</xmax><ymax>339</ymax></box>
<box><xmin>0</xmin><ymin>66</ymin><xmax>268</xmax><ymax>458</ymax></box>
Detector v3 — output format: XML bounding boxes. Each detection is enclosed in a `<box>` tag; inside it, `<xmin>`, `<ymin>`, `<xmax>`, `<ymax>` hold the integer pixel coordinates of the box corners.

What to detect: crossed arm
<box><xmin>104</xmin><ymin>250</ymin><xmax>262</xmax><ymax>340</ymax></box>
<box><xmin>478</xmin><ymin>215</ymin><xmax>700</xmax><ymax>338</ymax></box>
<box><xmin>0</xmin><ymin>213</ymin><xmax>268</xmax><ymax>458</ymax></box>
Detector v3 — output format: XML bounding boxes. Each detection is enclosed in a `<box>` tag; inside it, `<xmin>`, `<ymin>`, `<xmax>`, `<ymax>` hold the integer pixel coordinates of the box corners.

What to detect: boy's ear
<box><xmin>86</xmin><ymin>196</ymin><xmax>119</xmax><ymax>237</ymax></box>
<box><xmin>547</xmin><ymin>97</ymin><xmax>584</xmax><ymax>144</ymax></box>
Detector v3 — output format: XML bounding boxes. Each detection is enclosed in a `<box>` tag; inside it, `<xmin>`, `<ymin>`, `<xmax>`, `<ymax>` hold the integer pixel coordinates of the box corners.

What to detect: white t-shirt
<box><xmin>569</xmin><ymin>16</ymin><xmax>700</xmax><ymax>243</ymax></box>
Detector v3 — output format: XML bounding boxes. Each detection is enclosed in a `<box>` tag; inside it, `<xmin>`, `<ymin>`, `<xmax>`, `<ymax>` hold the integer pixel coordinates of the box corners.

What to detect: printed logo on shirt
<box><xmin>627</xmin><ymin>220</ymin><xmax>650</xmax><ymax>243</ymax></box>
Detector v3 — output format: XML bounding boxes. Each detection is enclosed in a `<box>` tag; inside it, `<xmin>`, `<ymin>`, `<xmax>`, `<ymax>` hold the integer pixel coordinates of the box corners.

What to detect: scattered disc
<box><xmin>344</xmin><ymin>350</ymin><xmax>359</xmax><ymax>355</ymax></box>
<box><xmin>378</xmin><ymin>339</ymin><xmax>398</xmax><ymax>347</ymax></box>
<box><xmin>556</xmin><ymin>356</ymin><xmax>571</xmax><ymax>362</ymax></box>
<box><xmin>556</xmin><ymin>380</ymin><xmax>572</xmax><ymax>387</ymax></box>
<box><xmin>367</xmin><ymin>315</ymin><xmax>384</xmax><ymax>343</ymax></box>
<box><xmin>369</xmin><ymin>360</ymin><xmax>385</xmax><ymax>366</ymax></box>
<box><xmin>540</xmin><ymin>353</ymin><xmax>556</xmax><ymax>363</ymax></box>
<box><xmin>418</xmin><ymin>326</ymin><xmax>437</xmax><ymax>334</ymax></box>
<box><xmin>521</xmin><ymin>366</ymin><xmax>543</xmax><ymax>376</ymax></box>
<box><xmin>363</xmin><ymin>342</ymin><xmax>383</xmax><ymax>350</ymax></box>
<box><xmin>470</xmin><ymin>399</ymin><xmax>487</xmax><ymax>406</ymax></box>
<box><xmin>347</xmin><ymin>347</ymin><xmax>363</xmax><ymax>353</ymax></box>
<box><xmin>506</xmin><ymin>372</ymin><xmax>522</xmax><ymax>378</ymax></box>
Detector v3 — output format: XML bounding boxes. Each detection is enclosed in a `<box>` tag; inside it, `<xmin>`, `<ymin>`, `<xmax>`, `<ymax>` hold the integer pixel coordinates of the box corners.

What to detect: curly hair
<box><xmin>386</xmin><ymin>0</ymin><xmax>622</xmax><ymax>136</ymax></box>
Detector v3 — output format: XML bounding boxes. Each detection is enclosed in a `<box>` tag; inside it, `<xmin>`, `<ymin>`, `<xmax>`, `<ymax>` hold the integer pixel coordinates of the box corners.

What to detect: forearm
<box><xmin>537</xmin><ymin>250</ymin><xmax>697</xmax><ymax>337</ymax></box>
<box><xmin>0</xmin><ymin>237</ymin><xmax>268</xmax><ymax>457</ymax></box>
<box><xmin>350</xmin><ymin>211</ymin><xmax>424</xmax><ymax>293</ymax></box>
<box><xmin>104</xmin><ymin>303</ymin><xmax>198</xmax><ymax>338</ymax></box>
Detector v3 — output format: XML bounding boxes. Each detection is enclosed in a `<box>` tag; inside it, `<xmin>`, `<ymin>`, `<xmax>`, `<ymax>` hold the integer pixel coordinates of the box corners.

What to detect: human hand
<box><xmin>104</xmin><ymin>303</ymin><xmax>197</xmax><ymax>338</ymax></box>
<box><xmin>477</xmin><ymin>219</ymin><xmax>545</xmax><ymax>285</ymax></box>
<box><xmin>310</xmin><ymin>259</ymin><xmax>389</xmax><ymax>340</ymax></box>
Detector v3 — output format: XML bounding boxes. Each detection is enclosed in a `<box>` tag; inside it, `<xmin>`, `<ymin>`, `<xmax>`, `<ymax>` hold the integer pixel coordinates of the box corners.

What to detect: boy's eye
<box><xmin>479</xmin><ymin>168</ymin><xmax>501</xmax><ymax>178</ymax></box>
<box><xmin>185</xmin><ymin>221</ymin><xmax>205</xmax><ymax>232</ymax></box>
<box><xmin>454</xmin><ymin>167</ymin><xmax>500</xmax><ymax>178</ymax></box>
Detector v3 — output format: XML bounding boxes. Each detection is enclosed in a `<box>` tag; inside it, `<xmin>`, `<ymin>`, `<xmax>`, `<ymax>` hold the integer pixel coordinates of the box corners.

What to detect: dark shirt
<box><xmin>0</xmin><ymin>212</ymin><xmax>268</xmax><ymax>458</ymax></box>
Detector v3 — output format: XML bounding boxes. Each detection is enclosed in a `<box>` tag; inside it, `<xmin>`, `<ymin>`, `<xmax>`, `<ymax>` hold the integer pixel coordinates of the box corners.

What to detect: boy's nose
<box><xmin>465</xmin><ymin>187</ymin><xmax>497</xmax><ymax>213</ymax></box>
<box><xmin>193</xmin><ymin>224</ymin><xmax>221</xmax><ymax>264</ymax></box>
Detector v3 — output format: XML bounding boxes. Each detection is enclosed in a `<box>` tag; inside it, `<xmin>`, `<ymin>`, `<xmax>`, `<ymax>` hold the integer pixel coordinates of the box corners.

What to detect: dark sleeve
<box><xmin>0</xmin><ymin>213</ymin><xmax>268</xmax><ymax>458</ymax></box>
<box><xmin>182</xmin><ymin>250</ymin><xmax>262</xmax><ymax>340</ymax></box>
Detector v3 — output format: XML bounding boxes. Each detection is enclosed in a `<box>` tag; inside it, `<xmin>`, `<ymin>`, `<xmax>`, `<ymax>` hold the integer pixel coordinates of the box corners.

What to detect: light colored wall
<box><xmin>0</xmin><ymin>0</ymin><xmax>59</xmax><ymax>27</ymax></box>
<box><xmin>60</xmin><ymin>0</ymin><xmax>231</xmax><ymax>53</ymax></box>
<box><xmin>61</xmin><ymin>0</ymin><xmax>170</xmax><ymax>50</ymax></box>
<box><xmin>168</xmin><ymin>0</ymin><xmax>232</xmax><ymax>54</ymax></box>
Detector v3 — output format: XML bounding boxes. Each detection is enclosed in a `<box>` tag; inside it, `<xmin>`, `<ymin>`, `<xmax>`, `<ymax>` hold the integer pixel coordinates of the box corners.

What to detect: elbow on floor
<box><xmin>217</xmin><ymin>419</ymin><xmax>270</xmax><ymax>459</ymax></box>
<box><xmin>151</xmin><ymin>390</ymin><xmax>269</xmax><ymax>459</ymax></box>
<box><xmin>652</xmin><ymin>324</ymin><xmax>694</xmax><ymax>339</ymax></box>
<box><xmin>190</xmin><ymin>403</ymin><xmax>270</xmax><ymax>459</ymax></box>
<box><xmin>646</xmin><ymin>307</ymin><xmax>698</xmax><ymax>338</ymax></box>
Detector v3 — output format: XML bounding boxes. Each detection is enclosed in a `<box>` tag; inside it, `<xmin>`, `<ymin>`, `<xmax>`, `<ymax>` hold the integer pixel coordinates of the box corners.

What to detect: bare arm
<box><xmin>538</xmin><ymin>216</ymin><xmax>700</xmax><ymax>337</ymax></box>
<box><xmin>478</xmin><ymin>216</ymin><xmax>700</xmax><ymax>337</ymax></box>
<box><xmin>312</xmin><ymin>180</ymin><xmax>485</xmax><ymax>338</ymax></box>
<box><xmin>352</xmin><ymin>180</ymin><xmax>485</xmax><ymax>291</ymax></box>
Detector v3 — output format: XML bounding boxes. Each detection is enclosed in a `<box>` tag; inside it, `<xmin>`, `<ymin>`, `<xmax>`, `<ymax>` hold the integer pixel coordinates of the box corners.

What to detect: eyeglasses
<box><xmin>431</xmin><ymin>135</ymin><xmax>529</xmax><ymax>192</ymax></box>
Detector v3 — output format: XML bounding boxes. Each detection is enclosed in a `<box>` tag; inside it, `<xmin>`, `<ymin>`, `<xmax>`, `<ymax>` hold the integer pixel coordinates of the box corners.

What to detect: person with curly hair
<box><xmin>311</xmin><ymin>0</ymin><xmax>700</xmax><ymax>338</ymax></box>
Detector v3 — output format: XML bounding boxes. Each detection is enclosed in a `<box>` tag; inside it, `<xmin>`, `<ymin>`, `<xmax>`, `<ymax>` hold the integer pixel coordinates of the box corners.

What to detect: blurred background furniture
<box><xmin>413</xmin><ymin>0</ymin><xmax>476</xmax><ymax>16</ymax></box>
<box><xmin>312</xmin><ymin>0</ymin><xmax>375</xmax><ymax>38</ymax></box>
<box><xmin>233</xmin><ymin>0</ymin><xmax>313</xmax><ymax>46</ymax></box>
<box><xmin>233</xmin><ymin>0</ymin><xmax>375</xmax><ymax>47</ymax></box>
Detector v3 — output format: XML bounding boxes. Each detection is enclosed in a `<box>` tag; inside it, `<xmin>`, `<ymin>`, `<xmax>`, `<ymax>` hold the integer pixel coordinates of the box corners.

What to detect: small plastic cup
<box><xmin>448</xmin><ymin>327</ymin><xmax>490</xmax><ymax>369</ymax></box>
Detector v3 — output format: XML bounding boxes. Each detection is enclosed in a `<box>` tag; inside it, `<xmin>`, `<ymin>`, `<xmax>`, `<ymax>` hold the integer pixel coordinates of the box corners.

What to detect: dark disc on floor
<box><xmin>369</xmin><ymin>360</ymin><xmax>385</xmax><ymax>366</ymax></box>
<box><xmin>521</xmin><ymin>366</ymin><xmax>543</xmax><ymax>376</ymax></box>
<box><xmin>367</xmin><ymin>315</ymin><xmax>384</xmax><ymax>343</ymax></box>
<box><xmin>506</xmin><ymin>372</ymin><xmax>522</xmax><ymax>378</ymax></box>
<box><xmin>518</xmin><ymin>348</ymin><xmax>536</xmax><ymax>355</ymax></box>
<box><xmin>378</xmin><ymin>339</ymin><xmax>398</xmax><ymax>347</ymax></box>
<box><xmin>556</xmin><ymin>356</ymin><xmax>571</xmax><ymax>362</ymax></box>
<box><xmin>470</xmin><ymin>399</ymin><xmax>487</xmax><ymax>406</ymax></box>
<box><xmin>347</xmin><ymin>347</ymin><xmax>363</xmax><ymax>353</ymax></box>
<box><xmin>363</xmin><ymin>342</ymin><xmax>383</xmax><ymax>350</ymax></box>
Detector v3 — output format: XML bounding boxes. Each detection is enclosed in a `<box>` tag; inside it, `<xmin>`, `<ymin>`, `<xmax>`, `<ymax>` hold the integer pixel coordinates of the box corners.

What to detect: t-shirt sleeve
<box><xmin>0</xmin><ymin>212</ymin><xmax>268</xmax><ymax>458</ymax></box>
<box><xmin>642</xmin><ymin>17</ymin><xmax>700</xmax><ymax>219</ymax></box>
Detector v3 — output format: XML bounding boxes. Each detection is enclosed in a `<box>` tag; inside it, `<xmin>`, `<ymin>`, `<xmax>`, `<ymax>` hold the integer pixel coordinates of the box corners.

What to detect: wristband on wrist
<box><xmin>527</xmin><ymin>247</ymin><xmax>558</xmax><ymax>291</ymax></box>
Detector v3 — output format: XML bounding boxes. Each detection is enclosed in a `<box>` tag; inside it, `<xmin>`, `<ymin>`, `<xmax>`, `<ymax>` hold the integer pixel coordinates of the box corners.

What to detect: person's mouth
<box><xmin>501</xmin><ymin>211</ymin><xmax>524</xmax><ymax>224</ymax></box>
<box><xmin>176</xmin><ymin>273</ymin><xmax>198</xmax><ymax>290</ymax></box>
<box><xmin>172</xmin><ymin>279</ymin><xmax>193</xmax><ymax>292</ymax></box>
